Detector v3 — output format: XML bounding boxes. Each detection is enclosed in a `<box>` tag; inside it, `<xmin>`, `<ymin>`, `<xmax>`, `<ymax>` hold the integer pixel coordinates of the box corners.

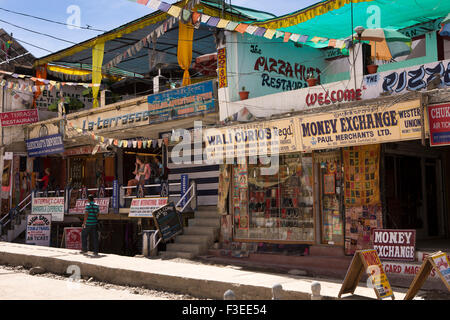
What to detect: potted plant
<box><xmin>306</xmin><ymin>71</ymin><xmax>318</xmax><ymax>87</ymax></box>
<box><xmin>239</xmin><ymin>86</ymin><xmax>249</xmax><ymax>100</ymax></box>
<box><xmin>367</xmin><ymin>57</ymin><xmax>378</xmax><ymax>74</ymax></box>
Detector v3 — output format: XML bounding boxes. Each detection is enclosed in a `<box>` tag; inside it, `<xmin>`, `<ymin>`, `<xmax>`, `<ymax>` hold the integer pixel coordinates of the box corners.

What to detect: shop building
<box><xmin>207</xmin><ymin>0</ymin><xmax>450</xmax><ymax>283</ymax></box>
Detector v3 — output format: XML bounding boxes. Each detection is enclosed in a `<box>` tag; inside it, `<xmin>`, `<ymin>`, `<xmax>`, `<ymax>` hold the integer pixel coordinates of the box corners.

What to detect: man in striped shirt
<box><xmin>81</xmin><ymin>194</ymin><xmax>100</xmax><ymax>256</ymax></box>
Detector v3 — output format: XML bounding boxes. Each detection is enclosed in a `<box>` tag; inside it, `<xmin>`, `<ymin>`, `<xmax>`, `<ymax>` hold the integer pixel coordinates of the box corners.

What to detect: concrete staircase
<box><xmin>160</xmin><ymin>206</ymin><xmax>220</xmax><ymax>259</ymax></box>
<box><xmin>0</xmin><ymin>211</ymin><xmax>28</xmax><ymax>242</ymax></box>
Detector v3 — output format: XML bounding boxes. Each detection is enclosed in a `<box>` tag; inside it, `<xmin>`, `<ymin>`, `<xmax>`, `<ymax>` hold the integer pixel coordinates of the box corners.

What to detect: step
<box><xmin>195</xmin><ymin>211</ymin><xmax>219</xmax><ymax>219</ymax></box>
<box><xmin>190</xmin><ymin>218</ymin><xmax>220</xmax><ymax>228</ymax></box>
<box><xmin>183</xmin><ymin>226</ymin><xmax>218</xmax><ymax>239</ymax></box>
<box><xmin>196</xmin><ymin>206</ymin><xmax>217</xmax><ymax>211</ymax></box>
<box><xmin>159</xmin><ymin>251</ymin><xmax>195</xmax><ymax>259</ymax></box>
<box><xmin>175</xmin><ymin>234</ymin><xmax>214</xmax><ymax>245</ymax></box>
<box><xmin>166</xmin><ymin>243</ymin><xmax>207</xmax><ymax>255</ymax></box>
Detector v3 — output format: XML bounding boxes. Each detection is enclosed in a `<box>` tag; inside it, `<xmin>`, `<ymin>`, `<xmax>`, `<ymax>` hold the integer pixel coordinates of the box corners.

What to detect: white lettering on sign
<box><xmin>372</xmin><ymin>229</ymin><xmax>416</xmax><ymax>261</ymax></box>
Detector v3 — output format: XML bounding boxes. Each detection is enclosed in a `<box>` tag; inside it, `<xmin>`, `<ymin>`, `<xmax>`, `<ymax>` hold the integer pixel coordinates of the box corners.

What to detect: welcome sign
<box><xmin>299</xmin><ymin>100</ymin><xmax>424</xmax><ymax>151</ymax></box>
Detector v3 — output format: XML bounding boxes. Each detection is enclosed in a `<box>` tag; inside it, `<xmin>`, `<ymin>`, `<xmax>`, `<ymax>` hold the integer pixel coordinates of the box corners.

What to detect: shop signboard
<box><xmin>299</xmin><ymin>99</ymin><xmax>424</xmax><ymax>151</ymax></box>
<box><xmin>26</xmin><ymin>134</ymin><xmax>64</xmax><ymax>157</ymax></box>
<box><xmin>180</xmin><ymin>174</ymin><xmax>189</xmax><ymax>208</ymax></box>
<box><xmin>339</xmin><ymin>249</ymin><xmax>395</xmax><ymax>300</ymax></box>
<box><xmin>128</xmin><ymin>197</ymin><xmax>168</xmax><ymax>217</ymax></box>
<box><xmin>147</xmin><ymin>80</ymin><xmax>216</xmax><ymax>124</ymax></box>
<box><xmin>405</xmin><ymin>251</ymin><xmax>450</xmax><ymax>299</ymax></box>
<box><xmin>26</xmin><ymin>214</ymin><xmax>51</xmax><ymax>247</ymax></box>
<box><xmin>32</xmin><ymin>197</ymin><xmax>64</xmax><ymax>222</ymax></box>
<box><xmin>427</xmin><ymin>103</ymin><xmax>450</xmax><ymax>146</ymax></box>
<box><xmin>204</xmin><ymin>117</ymin><xmax>301</xmax><ymax>161</ymax></box>
<box><xmin>112</xmin><ymin>180</ymin><xmax>119</xmax><ymax>212</ymax></box>
<box><xmin>152</xmin><ymin>202</ymin><xmax>183</xmax><ymax>243</ymax></box>
<box><xmin>0</xmin><ymin>109</ymin><xmax>39</xmax><ymax>127</ymax></box>
<box><xmin>64</xmin><ymin>227</ymin><xmax>82</xmax><ymax>250</ymax></box>
<box><xmin>218</xmin><ymin>47</ymin><xmax>227</xmax><ymax>88</ymax></box>
<box><xmin>69</xmin><ymin>198</ymin><xmax>110</xmax><ymax>214</ymax></box>
<box><xmin>362</xmin><ymin>59</ymin><xmax>450</xmax><ymax>100</ymax></box>
<box><xmin>63</xmin><ymin>146</ymin><xmax>95</xmax><ymax>157</ymax></box>
<box><xmin>372</xmin><ymin>229</ymin><xmax>416</xmax><ymax>261</ymax></box>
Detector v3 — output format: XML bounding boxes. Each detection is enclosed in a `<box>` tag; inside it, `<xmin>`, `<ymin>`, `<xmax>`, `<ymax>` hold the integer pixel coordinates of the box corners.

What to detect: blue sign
<box><xmin>112</xmin><ymin>180</ymin><xmax>119</xmax><ymax>212</ymax></box>
<box><xmin>26</xmin><ymin>134</ymin><xmax>64</xmax><ymax>157</ymax></box>
<box><xmin>147</xmin><ymin>80</ymin><xmax>215</xmax><ymax>124</ymax></box>
<box><xmin>180</xmin><ymin>174</ymin><xmax>189</xmax><ymax>207</ymax></box>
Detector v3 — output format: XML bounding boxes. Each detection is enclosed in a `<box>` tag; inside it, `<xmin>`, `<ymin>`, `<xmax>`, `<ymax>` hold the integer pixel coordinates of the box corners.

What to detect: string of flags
<box><xmin>68</xmin><ymin>122</ymin><xmax>167</xmax><ymax>149</ymax></box>
<box><xmin>126</xmin><ymin>0</ymin><xmax>351</xmax><ymax>52</ymax></box>
<box><xmin>0</xmin><ymin>70</ymin><xmax>100</xmax><ymax>93</ymax></box>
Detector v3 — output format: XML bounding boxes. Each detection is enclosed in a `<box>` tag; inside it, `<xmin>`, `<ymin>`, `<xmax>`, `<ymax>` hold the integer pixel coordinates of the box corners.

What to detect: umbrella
<box><xmin>350</xmin><ymin>28</ymin><xmax>412</xmax><ymax>61</ymax></box>
<box><xmin>440</xmin><ymin>13</ymin><xmax>450</xmax><ymax>36</ymax></box>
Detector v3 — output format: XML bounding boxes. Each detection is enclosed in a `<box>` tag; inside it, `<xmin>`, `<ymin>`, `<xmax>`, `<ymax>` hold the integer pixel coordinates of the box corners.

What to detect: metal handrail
<box><xmin>0</xmin><ymin>193</ymin><xmax>33</xmax><ymax>234</ymax></box>
<box><xmin>175</xmin><ymin>182</ymin><xmax>196</xmax><ymax>210</ymax></box>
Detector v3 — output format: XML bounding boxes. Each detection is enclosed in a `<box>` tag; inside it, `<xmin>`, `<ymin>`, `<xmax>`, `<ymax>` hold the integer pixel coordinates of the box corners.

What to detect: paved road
<box><xmin>0</xmin><ymin>266</ymin><xmax>196</xmax><ymax>300</ymax></box>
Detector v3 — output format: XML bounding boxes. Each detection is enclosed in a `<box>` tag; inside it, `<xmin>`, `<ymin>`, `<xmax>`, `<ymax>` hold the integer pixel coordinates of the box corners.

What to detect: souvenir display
<box><xmin>232</xmin><ymin>153</ymin><xmax>314</xmax><ymax>242</ymax></box>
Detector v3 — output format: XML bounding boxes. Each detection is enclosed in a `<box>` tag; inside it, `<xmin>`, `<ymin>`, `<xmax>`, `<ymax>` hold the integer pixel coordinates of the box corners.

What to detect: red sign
<box><xmin>372</xmin><ymin>229</ymin><xmax>416</xmax><ymax>261</ymax></box>
<box><xmin>0</xmin><ymin>109</ymin><xmax>39</xmax><ymax>127</ymax></box>
<box><xmin>305</xmin><ymin>89</ymin><xmax>362</xmax><ymax>107</ymax></box>
<box><xmin>65</xmin><ymin>227</ymin><xmax>82</xmax><ymax>250</ymax></box>
<box><xmin>69</xmin><ymin>198</ymin><xmax>110</xmax><ymax>214</ymax></box>
<box><xmin>428</xmin><ymin>103</ymin><xmax>450</xmax><ymax>146</ymax></box>
<box><xmin>63</xmin><ymin>146</ymin><xmax>94</xmax><ymax>157</ymax></box>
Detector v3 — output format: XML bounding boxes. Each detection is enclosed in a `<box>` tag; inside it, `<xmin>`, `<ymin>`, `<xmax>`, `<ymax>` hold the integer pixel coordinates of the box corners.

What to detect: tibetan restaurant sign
<box><xmin>69</xmin><ymin>198</ymin><xmax>110</xmax><ymax>214</ymax></box>
<box><xmin>129</xmin><ymin>197</ymin><xmax>168</xmax><ymax>217</ymax></box>
<box><xmin>299</xmin><ymin>99</ymin><xmax>424</xmax><ymax>151</ymax></box>
<box><xmin>32</xmin><ymin>197</ymin><xmax>64</xmax><ymax>222</ymax></box>
<box><xmin>147</xmin><ymin>80</ymin><xmax>216</xmax><ymax>124</ymax></box>
<box><xmin>0</xmin><ymin>109</ymin><xmax>39</xmax><ymax>127</ymax></box>
<box><xmin>372</xmin><ymin>229</ymin><xmax>416</xmax><ymax>261</ymax></box>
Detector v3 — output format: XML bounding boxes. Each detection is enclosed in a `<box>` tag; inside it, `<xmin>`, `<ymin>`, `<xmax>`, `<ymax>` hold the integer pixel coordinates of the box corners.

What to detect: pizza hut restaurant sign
<box><xmin>372</xmin><ymin>229</ymin><xmax>416</xmax><ymax>261</ymax></box>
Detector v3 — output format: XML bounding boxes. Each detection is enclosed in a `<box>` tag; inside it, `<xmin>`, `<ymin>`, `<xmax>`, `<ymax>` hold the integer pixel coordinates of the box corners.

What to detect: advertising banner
<box><xmin>68</xmin><ymin>198</ymin><xmax>110</xmax><ymax>214</ymax></box>
<box><xmin>218</xmin><ymin>47</ymin><xmax>227</xmax><ymax>88</ymax></box>
<box><xmin>427</xmin><ymin>103</ymin><xmax>450</xmax><ymax>146</ymax></box>
<box><xmin>64</xmin><ymin>227</ymin><xmax>82</xmax><ymax>250</ymax></box>
<box><xmin>360</xmin><ymin>249</ymin><xmax>394</xmax><ymax>299</ymax></box>
<box><xmin>129</xmin><ymin>197</ymin><xmax>168</xmax><ymax>217</ymax></box>
<box><xmin>204</xmin><ymin>117</ymin><xmax>300</xmax><ymax>161</ymax></box>
<box><xmin>26</xmin><ymin>214</ymin><xmax>51</xmax><ymax>247</ymax></box>
<box><xmin>299</xmin><ymin>100</ymin><xmax>423</xmax><ymax>151</ymax></box>
<box><xmin>0</xmin><ymin>109</ymin><xmax>39</xmax><ymax>127</ymax></box>
<box><xmin>147</xmin><ymin>80</ymin><xmax>216</xmax><ymax>124</ymax></box>
<box><xmin>372</xmin><ymin>229</ymin><xmax>416</xmax><ymax>261</ymax></box>
<box><xmin>26</xmin><ymin>134</ymin><xmax>64</xmax><ymax>157</ymax></box>
<box><xmin>32</xmin><ymin>197</ymin><xmax>64</xmax><ymax>222</ymax></box>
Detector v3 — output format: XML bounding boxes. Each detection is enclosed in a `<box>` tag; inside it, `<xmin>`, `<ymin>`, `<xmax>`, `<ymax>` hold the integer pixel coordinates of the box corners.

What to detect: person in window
<box><xmin>36</xmin><ymin>168</ymin><xmax>51</xmax><ymax>191</ymax></box>
<box><xmin>127</xmin><ymin>157</ymin><xmax>145</xmax><ymax>196</ymax></box>
<box><xmin>143</xmin><ymin>157</ymin><xmax>152</xmax><ymax>193</ymax></box>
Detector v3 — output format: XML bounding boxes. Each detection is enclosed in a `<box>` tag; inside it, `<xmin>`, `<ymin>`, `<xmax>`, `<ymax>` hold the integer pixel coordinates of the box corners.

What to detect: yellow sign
<box><xmin>204</xmin><ymin>117</ymin><xmax>300</xmax><ymax>161</ymax></box>
<box><xmin>217</xmin><ymin>47</ymin><xmax>227</xmax><ymax>88</ymax></box>
<box><xmin>299</xmin><ymin>100</ymin><xmax>424</xmax><ymax>151</ymax></box>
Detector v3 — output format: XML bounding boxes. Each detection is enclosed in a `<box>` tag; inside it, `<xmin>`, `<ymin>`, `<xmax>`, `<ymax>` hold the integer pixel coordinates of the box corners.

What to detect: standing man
<box><xmin>81</xmin><ymin>194</ymin><xmax>99</xmax><ymax>256</ymax></box>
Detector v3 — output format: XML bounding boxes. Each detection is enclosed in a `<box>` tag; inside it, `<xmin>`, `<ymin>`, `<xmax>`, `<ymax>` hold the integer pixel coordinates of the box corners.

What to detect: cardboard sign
<box><xmin>26</xmin><ymin>214</ymin><xmax>51</xmax><ymax>247</ymax></box>
<box><xmin>32</xmin><ymin>197</ymin><xmax>64</xmax><ymax>222</ymax></box>
<box><xmin>64</xmin><ymin>227</ymin><xmax>82</xmax><ymax>250</ymax></box>
<box><xmin>372</xmin><ymin>229</ymin><xmax>416</xmax><ymax>261</ymax></box>
<box><xmin>69</xmin><ymin>198</ymin><xmax>110</xmax><ymax>214</ymax></box>
<box><xmin>428</xmin><ymin>103</ymin><xmax>450</xmax><ymax>146</ymax></box>
<box><xmin>339</xmin><ymin>249</ymin><xmax>395</xmax><ymax>300</ymax></box>
<box><xmin>152</xmin><ymin>202</ymin><xmax>183</xmax><ymax>243</ymax></box>
<box><xmin>404</xmin><ymin>251</ymin><xmax>450</xmax><ymax>300</ymax></box>
<box><xmin>129</xmin><ymin>197</ymin><xmax>168</xmax><ymax>217</ymax></box>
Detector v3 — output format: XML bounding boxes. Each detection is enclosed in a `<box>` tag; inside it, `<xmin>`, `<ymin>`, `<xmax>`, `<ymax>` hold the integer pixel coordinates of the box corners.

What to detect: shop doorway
<box><xmin>384</xmin><ymin>144</ymin><xmax>446</xmax><ymax>240</ymax></box>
